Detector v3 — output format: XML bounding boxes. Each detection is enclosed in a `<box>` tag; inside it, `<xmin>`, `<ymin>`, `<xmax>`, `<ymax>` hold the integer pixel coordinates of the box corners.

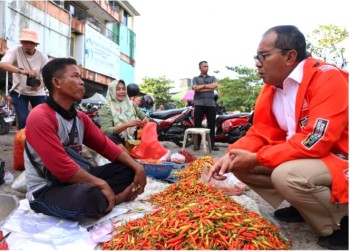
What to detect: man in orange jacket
<box><xmin>208</xmin><ymin>25</ymin><xmax>348</xmax><ymax>250</ymax></box>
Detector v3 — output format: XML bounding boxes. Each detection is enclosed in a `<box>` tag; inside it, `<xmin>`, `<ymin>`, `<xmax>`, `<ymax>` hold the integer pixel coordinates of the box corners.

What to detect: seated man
<box><xmin>208</xmin><ymin>25</ymin><xmax>348</xmax><ymax>250</ymax></box>
<box><xmin>25</xmin><ymin>58</ymin><xmax>147</xmax><ymax>219</ymax></box>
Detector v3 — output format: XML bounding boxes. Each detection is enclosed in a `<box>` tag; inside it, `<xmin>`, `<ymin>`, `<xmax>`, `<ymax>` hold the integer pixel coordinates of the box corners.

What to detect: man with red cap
<box><xmin>0</xmin><ymin>28</ymin><xmax>49</xmax><ymax>129</ymax></box>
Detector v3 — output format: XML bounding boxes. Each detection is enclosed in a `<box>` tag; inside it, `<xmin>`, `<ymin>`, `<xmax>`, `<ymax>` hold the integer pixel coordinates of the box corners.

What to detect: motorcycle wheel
<box><xmin>0</xmin><ymin>118</ymin><xmax>10</xmax><ymax>135</ymax></box>
<box><xmin>174</xmin><ymin>134</ymin><xmax>193</xmax><ymax>147</ymax></box>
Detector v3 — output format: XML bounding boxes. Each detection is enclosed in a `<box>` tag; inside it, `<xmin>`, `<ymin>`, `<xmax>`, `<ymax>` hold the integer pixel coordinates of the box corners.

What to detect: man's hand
<box><xmin>99</xmin><ymin>181</ymin><xmax>117</xmax><ymax>212</ymax></box>
<box><xmin>207</xmin><ymin>153</ymin><xmax>235</xmax><ymax>181</ymax></box>
<box><xmin>193</xmin><ymin>85</ymin><xmax>202</xmax><ymax>92</ymax></box>
<box><xmin>228</xmin><ymin>149</ymin><xmax>259</xmax><ymax>172</ymax></box>
<box><xmin>66</xmin><ymin>168</ymin><xmax>117</xmax><ymax>213</ymax></box>
<box><xmin>131</xmin><ymin>163</ymin><xmax>147</xmax><ymax>195</ymax></box>
<box><xmin>21</xmin><ymin>69</ymin><xmax>37</xmax><ymax>78</ymax></box>
<box><xmin>113</xmin><ymin>152</ymin><xmax>147</xmax><ymax>199</ymax></box>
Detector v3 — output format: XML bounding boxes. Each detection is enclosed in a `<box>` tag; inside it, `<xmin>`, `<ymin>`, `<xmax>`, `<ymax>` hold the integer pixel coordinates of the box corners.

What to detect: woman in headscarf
<box><xmin>99</xmin><ymin>80</ymin><xmax>149</xmax><ymax>147</ymax></box>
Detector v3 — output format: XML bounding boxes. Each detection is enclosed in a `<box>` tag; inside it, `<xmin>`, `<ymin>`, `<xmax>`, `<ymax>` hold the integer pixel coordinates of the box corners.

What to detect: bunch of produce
<box><xmin>137</xmin><ymin>158</ymin><xmax>162</xmax><ymax>164</ymax></box>
<box><xmin>102</xmin><ymin>178</ymin><xmax>291</xmax><ymax>250</ymax></box>
<box><xmin>174</xmin><ymin>156</ymin><xmax>215</xmax><ymax>180</ymax></box>
<box><xmin>177</xmin><ymin>150</ymin><xmax>197</xmax><ymax>163</ymax></box>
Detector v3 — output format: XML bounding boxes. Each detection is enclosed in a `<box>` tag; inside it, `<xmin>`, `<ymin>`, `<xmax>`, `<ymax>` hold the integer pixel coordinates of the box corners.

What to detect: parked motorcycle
<box><xmin>0</xmin><ymin>104</ymin><xmax>15</xmax><ymax>135</ymax></box>
<box><xmin>78</xmin><ymin>103</ymin><xmax>101</xmax><ymax>128</ymax></box>
<box><xmin>193</xmin><ymin>108</ymin><xmax>252</xmax><ymax>145</ymax></box>
<box><xmin>150</xmin><ymin>105</ymin><xmax>253</xmax><ymax>147</ymax></box>
<box><xmin>149</xmin><ymin>107</ymin><xmax>194</xmax><ymax>147</ymax></box>
<box><xmin>214</xmin><ymin>111</ymin><xmax>253</xmax><ymax>144</ymax></box>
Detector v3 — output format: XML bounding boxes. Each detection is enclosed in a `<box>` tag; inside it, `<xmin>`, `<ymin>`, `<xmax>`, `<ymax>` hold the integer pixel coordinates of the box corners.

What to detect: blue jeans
<box><xmin>11</xmin><ymin>91</ymin><xmax>46</xmax><ymax>130</ymax></box>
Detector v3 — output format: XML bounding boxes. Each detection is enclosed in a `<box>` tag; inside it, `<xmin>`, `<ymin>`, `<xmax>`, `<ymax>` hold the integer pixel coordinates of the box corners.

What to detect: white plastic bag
<box><xmin>4</xmin><ymin>171</ymin><xmax>14</xmax><ymax>184</ymax></box>
<box><xmin>11</xmin><ymin>171</ymin><xmax>27</xmax><ymax>193</ymax></box>
<box><xmin>170</xmin><ymin>153</ymin><xmax>185</xmax><ymax>164</ymax></box>
<box><xmin>200</xmin><ymin>164</ymin><xmax>247</xmax><ymax>196</ymax></box>
<box><xmin>159</xmin><ymin>150</ymin><xmax>171</xmax><ymax>161</ymax></box>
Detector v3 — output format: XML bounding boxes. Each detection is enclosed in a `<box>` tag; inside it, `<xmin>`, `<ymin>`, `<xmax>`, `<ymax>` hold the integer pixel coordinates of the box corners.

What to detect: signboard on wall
<box><xmin>84</xmin><ymin>25</ymin><xmax>120</xmax><ymax>79</ymax></box>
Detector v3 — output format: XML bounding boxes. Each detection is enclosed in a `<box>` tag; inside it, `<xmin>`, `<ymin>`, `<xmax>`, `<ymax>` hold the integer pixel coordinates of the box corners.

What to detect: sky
<box><xmin>129</xmin><ymin>0</ymin><xmax>350</xmax><ymax>88</ymax></box>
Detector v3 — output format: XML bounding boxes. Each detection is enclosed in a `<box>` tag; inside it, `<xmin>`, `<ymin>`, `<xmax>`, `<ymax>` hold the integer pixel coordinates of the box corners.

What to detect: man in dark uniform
<box><xmin>192</xmin><ymin>61</ymin><xmax>219</xmax><ymax>151</ymax></box>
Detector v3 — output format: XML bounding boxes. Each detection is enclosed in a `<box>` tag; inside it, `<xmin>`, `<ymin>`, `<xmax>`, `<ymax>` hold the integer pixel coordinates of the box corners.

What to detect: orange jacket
<box><xmin>228</xmin><ymin>58</ymin><xmax>349</xmax><ymax>204</ymax></box>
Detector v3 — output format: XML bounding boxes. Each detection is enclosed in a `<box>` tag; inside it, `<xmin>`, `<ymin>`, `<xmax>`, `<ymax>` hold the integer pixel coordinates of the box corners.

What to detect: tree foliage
<box><xmin>218</xmin><ymin>66</ymin><xmax>262</xmax><ymax>112</ymax></box>
<box><xmin>217</xmin><ymin>25</ymin><xmax>349</xmax><ymax>112</ymax></box>
<box><xmin>139</xmin><ymin>76</ymin><xmax>174</xmax><ymax>109</ymax></box>
<box><xmin>136</xmin><ymin>25</ymin><xmax>348</xmax><ymax>112</ymax></box>
<box><xmin>306</xmin><ymin>24</ymin><xmax>349</xmax><ymax>68</ymax></box>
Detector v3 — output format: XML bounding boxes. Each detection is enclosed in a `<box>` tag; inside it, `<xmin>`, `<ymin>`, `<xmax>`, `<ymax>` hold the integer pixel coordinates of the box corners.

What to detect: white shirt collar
<box><xmin>284</xmin><ymin>59</ymin><xmax>306</xmax><ymax>85</ymax></box>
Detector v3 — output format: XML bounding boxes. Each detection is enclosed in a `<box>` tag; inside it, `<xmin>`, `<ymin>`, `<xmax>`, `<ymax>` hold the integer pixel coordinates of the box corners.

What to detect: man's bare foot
<box><xmin>115</xmin><ymin>183</ymin><xmax>138</xmax><ymax>204</ymax></box>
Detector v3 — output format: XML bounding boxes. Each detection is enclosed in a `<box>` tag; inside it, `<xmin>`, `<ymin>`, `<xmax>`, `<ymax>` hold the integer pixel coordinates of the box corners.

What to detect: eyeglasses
<box><xmin>253</xmin><ymin>49</ymin><xmax>290</xmax><ymax>63</ymax></box>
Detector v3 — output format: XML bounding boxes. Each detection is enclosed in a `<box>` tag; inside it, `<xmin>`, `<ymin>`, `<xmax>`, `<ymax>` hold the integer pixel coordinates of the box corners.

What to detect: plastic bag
<box><xmin>13</xmin><ymin>129</ymin><xmax>26</xmax><ymax>170</ymax></box>
<box><xmin>11</xmin><ymin>171</ymin><xmax>27</xmax><ymax>193</ymax></box>
<box><xmin>0</xmin><ymin>230</ymin><xmax>10</xmax><ymax>250</ymax></box>
<box><xmin>3</xmin><ymin>172</ymin><xmax>14</xmax><ymax>185</ymax></box>
<box><xmin>170</xmin><ymin>153</ymin><xmax>185</xmax><ymax>164</ymax></box>
<box><xmin>200</xmin><ymin>164</ymin><xmax>247</xmax><ymax>196</ymax></box>
<box><xmin>130</xmin><ymin>122</ymin><xmax>167</xmax><ymax>159</ymax></box>
<box><xmin>159</xmin><ymin>150</ymin><xmax>171</xmax><ymax>161</ymax></box>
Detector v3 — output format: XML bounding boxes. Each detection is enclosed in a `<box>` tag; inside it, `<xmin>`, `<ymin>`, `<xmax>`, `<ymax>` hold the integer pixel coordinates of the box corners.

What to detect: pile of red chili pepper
<box><xmin>102</xmin><ymin>178</ymin><xmax>291</xmax><ymax>250</ymax></box>
<box><xmin>174</xmin><ymin>156</ymin><xmax>215</xmax><ymax>180</ymax></box>
<box><xmin>177</xmin><ymin>150</ymin><xmax>197</xmax><ymax>163</ymax></box>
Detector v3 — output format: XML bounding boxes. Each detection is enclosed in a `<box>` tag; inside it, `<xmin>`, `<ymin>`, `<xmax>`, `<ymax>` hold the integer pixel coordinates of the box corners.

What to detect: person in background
<box><xmin>0</xmin><ymin>29</ymin><xmax>49</xmax><ymax>130</ymax></box>
<box><xmin>157</xmin><ymin>104</ymin><xmax>165</xmax><ymax>111</ymax></box>
<box><xmin>192</xmin><ymin>61</ymin><xmax>219</xmax><ymax>151</ymax></box>
<box><xmin>25</xmin><ymin>58</ymin><xmax>146</xmax><ymax>219</ymax></box>
<box><xmin>208</xmin><ymin>25</ymin><xmax>348</xmax><ymax>250</ymax></box>
<box><xmin>127</xmin><ymin>83</ymin><xmax>142</xmax><ymax>106</ymax></box>
<box><xmin>99</xmin><ymin>80</ymin><xmax>149</xmax><ymax>147</ymax></box>
<box><xmin>139</xmin><ymin>95</ymin><xmax>154</xmax><ymax>116</ymax></box>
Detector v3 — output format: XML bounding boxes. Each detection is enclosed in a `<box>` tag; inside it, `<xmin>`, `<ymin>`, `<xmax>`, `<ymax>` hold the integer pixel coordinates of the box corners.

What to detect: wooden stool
<box><xmin>182</xmin><ymin>128</ymin><xmax>212</xmax><ymax>153</ymax></box>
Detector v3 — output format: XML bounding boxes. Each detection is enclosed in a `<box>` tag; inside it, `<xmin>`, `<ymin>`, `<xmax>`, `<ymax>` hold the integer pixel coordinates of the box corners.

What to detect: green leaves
<box><xmin>306</xmin><ymin>24</ymin><xmax>348</xmax><ymax>67</ymax></box>
<box><xmin>139</xmin><ymin>76</ymin><xmax>174</xmax><ymax>109</ymax></box>
<box><xmin>218</xmin><ymin>66</ymin><xmax>262</xmax><ymax>112</ymax></box>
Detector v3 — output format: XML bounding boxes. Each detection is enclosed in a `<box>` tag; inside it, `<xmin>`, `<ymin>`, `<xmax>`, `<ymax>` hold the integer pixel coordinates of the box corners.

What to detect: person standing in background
<box><xmin>192</xmin><ymin>61</ymin><xmax>219</xmax><ymax>151</ymax></box>
<box><xmin>0</xmin><ymin>29</ymin><xmax>49</xmax><ymax>130</ymax></box>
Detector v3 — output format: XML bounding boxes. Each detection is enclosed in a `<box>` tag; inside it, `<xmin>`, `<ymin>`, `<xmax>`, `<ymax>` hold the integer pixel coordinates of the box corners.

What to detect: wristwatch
<box><xmin>18</xmin><ymin>67</ymin><xmax>24</xmax><ymax>74</ymax></box>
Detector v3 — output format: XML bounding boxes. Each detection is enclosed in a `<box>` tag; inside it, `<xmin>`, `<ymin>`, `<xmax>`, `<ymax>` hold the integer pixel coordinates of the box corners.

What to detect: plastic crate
<box><xmin>138</xmin><ymin>162</ymin><xmax>174</xmax><ymax>179</ymax></box>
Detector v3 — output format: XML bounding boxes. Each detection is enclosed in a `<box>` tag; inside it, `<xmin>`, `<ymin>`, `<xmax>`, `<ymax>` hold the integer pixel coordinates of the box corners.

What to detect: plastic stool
<box><xmin>182</xmin><ymin>128</ymin><xmax>212</xmax><ymax>153</ymax></box>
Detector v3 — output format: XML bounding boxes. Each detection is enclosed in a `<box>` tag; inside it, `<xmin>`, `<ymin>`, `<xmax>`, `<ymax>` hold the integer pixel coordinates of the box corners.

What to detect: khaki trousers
<box><xmin>233</xmin><ymin>159</ymin><xmax>348</xmax><ymax>236</ymax></box>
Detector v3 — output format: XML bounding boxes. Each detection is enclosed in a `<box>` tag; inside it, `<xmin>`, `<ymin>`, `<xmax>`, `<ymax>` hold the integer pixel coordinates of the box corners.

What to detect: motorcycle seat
<box><xmin>150</xmin><ymin>108</ymin><xmax>186</xmax><ymax>120</ymax></box>
<box><xmin>216</xmin><ymin>112</ymin><xmax>250</xmax><ymax>125</ymax></box>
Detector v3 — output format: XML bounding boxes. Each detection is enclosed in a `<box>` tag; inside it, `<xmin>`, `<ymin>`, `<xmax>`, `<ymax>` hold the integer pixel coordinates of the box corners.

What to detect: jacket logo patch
<box><xmin>302</xmin><ymin>118</ymin><xmax>328</xmax><ymax>149</ymax></box>
<box><xmin>299</xmin><ymin>115</ymin><xmax>309</xmax><ymax>128</ymax></box>
<box><xmin>319</xmin><ymin>65</ymin><xmax>337</xmax><ymax>72</ymax></box>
